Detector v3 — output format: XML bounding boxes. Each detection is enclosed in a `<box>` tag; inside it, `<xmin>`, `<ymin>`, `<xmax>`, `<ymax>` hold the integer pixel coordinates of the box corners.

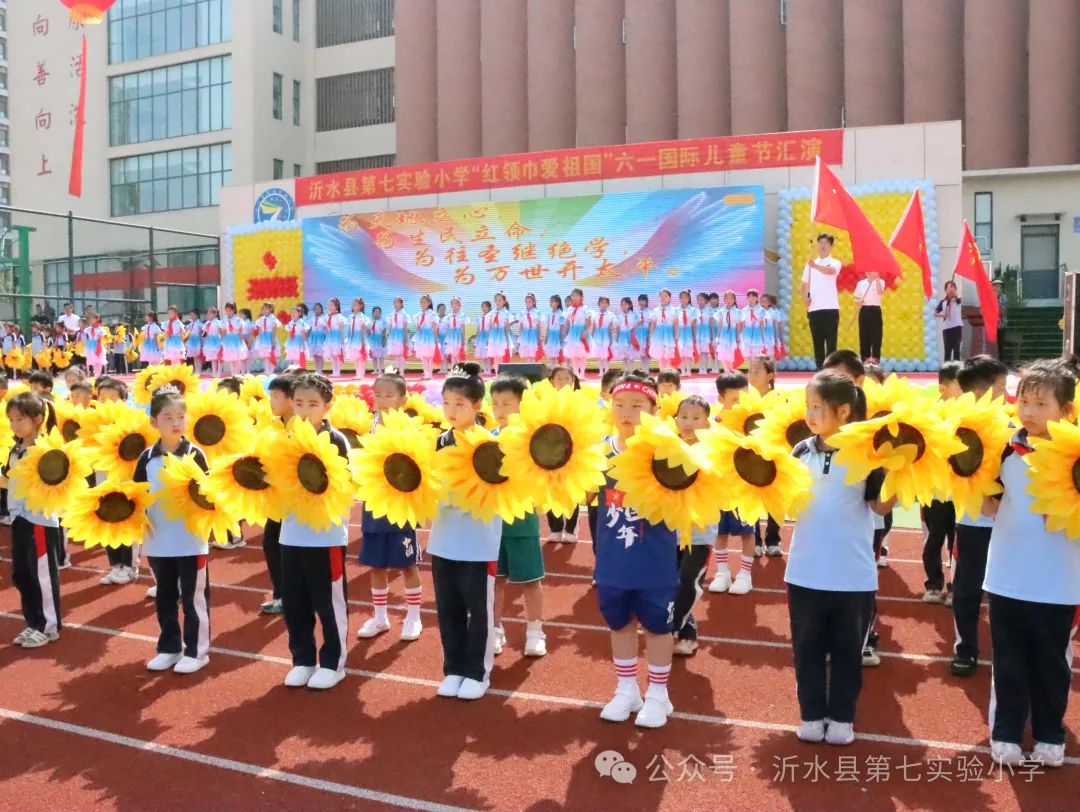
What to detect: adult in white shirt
<box><xmin>58</xmin><ymin>302</ymin><xmax>81</xmax><ymax>334</ymax></box>
<box><xmin>934</xmin><ymin>280</ymin><xmax>963</xmax><ymax>361</ymax></box>
<box><xmin>853</xmin><ymin>271</ymin><xmax>885</xmax><ymax>363</ymax></box>
<box><xmin>800</xmin><ymin>233</ymin><xmax>842</xmax><ymax>369</ymax></box>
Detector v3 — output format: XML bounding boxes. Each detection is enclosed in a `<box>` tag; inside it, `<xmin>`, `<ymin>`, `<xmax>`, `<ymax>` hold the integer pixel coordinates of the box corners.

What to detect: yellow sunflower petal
<box><xmin>9</xmin><ymin>429</ymin><xmax>92</xmax><ymax>516</ymax></box>
<box><xmin>63</xmin><ymin>480</ymin><xmax>154</xmax><ymax>548</ymax></box>
<box><xmin>158</xmin><ymin>453</ymin><xmax>240</xmax><ymax>542</ymax></box>
<box><xmin>264</xmin><ymin>417</ymin><xmax>354</xmax><ymax>531</ymax></box>
<box><xmin>940</xmin><ymin>392</ymin><xmax>1013</xmax><ymax>521</ymax></box>
<box><xmin>435</xmin><ymin>424</ymin><xmax>533</xmax><ymax>523</ymax></box>
<box><xmin>85</xmin><ymin>407</ymin><xmax>156</xmax><ymax>481</ymax></box>
<box><xmin>205</xmin><ymin>432</ymin><xmax>280</xmax><ymax>526</ymax></box>
<box><xmin>352</xmin><ymin>409</ymin><xmax>441</xmax><ymax>528</ymax></box>
<box><xmin>185</xmin><ymin>388</ymin><xmax>256</xmax><ymax>463</ymax></box>
<box><xmin>329</xmin><ymin>395</ymin><xmax>374</xmax><ymax>450</ymax></box>
<box><xmin>1025</xmin><ymin>418</ymin><xmax>1080</xmax><ymax>540</ymax></box>
<box><xmin>149</xmin><ymin>364</ymin><xmax>202</xmax><ymax>398</ymax></box>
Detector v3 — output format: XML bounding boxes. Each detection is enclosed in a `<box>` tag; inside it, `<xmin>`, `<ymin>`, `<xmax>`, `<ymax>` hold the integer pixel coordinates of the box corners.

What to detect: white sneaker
<box><xmin>861</xmin><ymin>647</ymin><xmax>881</xmax><ymax>667</ymax></box>
<box><xmin>797</xmin><ymin>719</ymin><xmax>826</xmax><ymax>743</ymax></box>
<box><xmin>146</xmin><ymin>585</ymin><xmax>158</xmax><ymax>599</ymax></box>
<box><xmin>877</xmin><ymin>555</ymin><xmax>889</xmax><ymax>568</ymax></box>
<box><xmin>260</xmin><ymin>598</ymin><xmax>283</xmax><ymax>615</ymax></box>
<box><xmin>356</xmin><ymin>617</ymin><xmax>391</xmax><ymax>639</ymax></box>
<box><xmin>673</xmin><ymin>638</ymin><xmax>698</xmax><ymax>656</ymax></box>
<box><xmin>728</xmin><ymin>572</ymin><xmax>753</xmax><ymax>595</ymax></box>
<box><xmin>146</xmin><ymin>652</ymin><xmax>183</xmax><ymax>671</ymax></box>
<box><xmin>100</xmin><ymin>566</ymin><xmax>122</xmax><ymax>585</ymax></box>
<box><xmin>400</xmin><ymin>616</ymin><xmax>423</xmax><ymax>642</ymax></box>
<box><xmin>765</xmin><ymin>545</ymin><xmax>783</xmax><ymax>557</ymax></box>
<box><xmin>708</xmin><ymin>571</ymin><xmax>732</xmax><ymax>593</ymax></box>
<box><xmin>492</xmin><ymin>625</ymin><xmax>506</xmax><ymax>655</ymax></box>
<box><xmin>922</xmin><ymin>590</ymin><xmax>944</xmax><ymax>604</ymax></box>
<box><xmin>437</xmin><ymin>674</ymin><xmax>466</xmax><ymax>697</ymax></box>
<box><xmin>564</xmin><ymin>533</ymin><xmax>578</xmax><ymax>543</ymax></box>
<box><xmin>284</xmin><ymin>665</ymin><xmax>317</xmax><ymax>687</ymax></box>
<box><xmin>547</xmin><ymin>531</ymin><xmax>565</xmax><ymax>543</ymax></box>
<box><xmin>990</xmin><ymin>740</ymin><xmax>1024</xmax><ymax>767</ymax></box>
<box><xmin>1029</xmin><ymin>742</ymin><xmax>1066</xmax><ymax>768</ymax></box>
<box><xmin>634</xmin><ymin>695</ymin><xmax>673</xmax><ymax>729</ymax></box>
<box><xmin>825</xmin><ymin>720</ymin><xmax>855</xmax><ymax>746</ymax></box>
<box><xmin>111</xmin><ymin>566</ymin><xmax>134</xmax><ymax>585</ymax></box>
<box><xmin>57</xmin><ymin>559</ymin><xmax>72</xmax><ymax>571</ymax></box>
<box><xmin>600</xmin><ymin>689</ymin><xmax>644</xmax><ymax>722</ymax></box>
<box><xmin>524</xmin><ymin>628</ymin><xmax>547</xmax><ymax>657</ymax></box>
<box><xmin>753</xmin><ymin>545</ymin><xmax>764</xmax><ymax>557</ymax></box>
<box><xmin>12</xmin><ymin>627</ymin><xmax>34</xmax><ymax>645</ymax></box>
<box><xmin>0</xmin><ymin>515</ymin><xmax>13</xmax><ymax>525</ymax></box>
<box><xmin>19</xmin><ymin>629</ymin><xmax>58</xmax><ymax>648</ymax></box>
<box><xmin>944</xmin><ymin>592</ymin><xmax>954</xmax><ymax>607</ymax></box>
<box><xmin>306</xmin><ymin>667</ymin><xmax>345</xmax><ymax>690</ymax></box>
<box><xmin>456</xmin><ymin>677</ymin><xmax>489</xmax><ymax>700</ymax></box>
<box><xmin>173</xmin><ymin>655</ymin><xmax>209</xmax><ymax>674</ymax></box>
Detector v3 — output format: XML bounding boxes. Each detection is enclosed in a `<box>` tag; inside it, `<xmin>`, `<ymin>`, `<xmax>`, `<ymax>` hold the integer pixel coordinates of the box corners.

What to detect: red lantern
<box><xmin>60</xmin><ymin>0</ymin><xmax>117</xmax><ymax>24</ymax></box>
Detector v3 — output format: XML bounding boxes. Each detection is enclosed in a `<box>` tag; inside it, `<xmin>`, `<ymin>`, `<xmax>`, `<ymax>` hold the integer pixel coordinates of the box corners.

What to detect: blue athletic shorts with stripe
<box><xmin>596</xmin><ymin>585</ymin><xmax>676</xmax><ymax>634</ymax></box>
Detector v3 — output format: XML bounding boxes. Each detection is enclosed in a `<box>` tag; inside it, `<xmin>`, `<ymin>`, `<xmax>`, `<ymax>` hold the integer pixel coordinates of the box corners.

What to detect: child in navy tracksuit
<box><xmin>278</xmin><ymin>374</ymin><xmax>352</xmax><ymax>691</ymax></box>
<box><xmin>596</xmin><ymin>372</ymin><xmax>680</xmax><ymax>729</ymax></box>
<box><xmin>429</xmin><ymin>363</ymin><xmax>502</xmax><ymax>701</ymax></box>
<box><xmin>258</xmin><ymin>373</ymin><xmax>296</xmax><ymax>615</ymax></box>
<box><xmin>135</xmin><ymin>386</ymin><xmax>212</xmax><ymax>674</ymax></box>
<box><xmin>356</xmin><ymin>372</ymin><xmax>423</xmax><ymax>643</ymax></box>
<box><xmin>785</xmin><ymin>371</ymin><xmax>895</xmax><ymax>746</ymax></box>
<box><xmin>981</xmin><ymin>359</ymin><xmax>1080</xmax><ymax>768</ymax></box>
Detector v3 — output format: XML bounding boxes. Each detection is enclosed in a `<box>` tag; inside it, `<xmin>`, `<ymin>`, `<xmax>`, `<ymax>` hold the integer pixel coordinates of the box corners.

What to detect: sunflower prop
<box><xmin>248</xmin><ymin>397</ymin><xmax>275</xmax><ymax>431</ymax></box>
<box><xmin>352</xmin><ymin>410</ymin><xmax>441</xmax><ymax>528</ymax></box>
<box><xmin>754</xmin><ymin>389</ymin><xmax>813</xmax><ymax>453</ymax></box>
<box><xmin>157</xmin><ymin>452</ymin><xmax>240</xmax><ymax>542</ymax></box>
<box><xmin>1024</xmin><ymin>419</ymin><xmax>1080</xmax><ymax>540</ymax></box>
<box><xmin>149</xmin><ymin>364</ymin><xmax>202</xmax><ymax>398</ymax></box>
<box><xmin>657</xmin><ymin>390</ymin><xmax>686</xmax><ymax>421</ymax></box>
<box><xmin>52</xmin><ymin>348</ymin><xmax>72</xmax><ymax>370</ymax></box>
<box><xmin>9</xmin><ymin>429</ymin><xmax>92</xmax><ymax>516</ymax></box>
<box><xmin>126</xmin><ymin>346</ymin><xmax>139</xmax><ymax>363</ymax></box>
<box><xmin>205</xmin><ymin>435</ymin><xmax>279</xmax><ymax>526</ymax></box>
<box><xmin>402</xmin><ymin>391</ymin><xmax>445</xmax><ymax>428</ymax></box>
<box><xmin>863</xmin><ymin>374</ymin><xmax>926</xmax><ymax>420</ymax></box>
<box><xmin>55</xmin><ymin>400</ymin><xmax>91</xmax><ymax>443</ymax></box>
<box><xmin>0</xmin><ymin>412</ymin><xmax>12</xmax><ymax>456</ymax></box>
<box><xmin>329</xmin><ymin>395</ymin><xmax>374</xmax><ymax>449</ymax></box>
<box><xmin>941</xmin><ymin>392</ymin><xmax>1012</xmax><ymax>521</ymax></box>
<box><xmin>607</xmin><ymin>413</ymin><xmax>724</xmax><ymax>547</ymax></box>
<box><xmin>264</xmin><ymin>417</ymin><xmax>354</xmax><ymax>530</ymax></box>
<box><xmin>185</xmin><ymin>388</ymin><xmax>256</xmax><ymax>463</ymax></box>
<box><xmin>35</xmin><ymin>350</ymin><xmax>55</xmax><ymax>370</ymax></box>
<box><xmin>132</xmin><ymin>364</ymin><xmax>166</xmax><ymax>405</ymax></box>
<box><xmin>497</xmin><ymin>384</ymin><xmax>609</xmax><ymax>518</ymax></box>
<box><xmin>5</xmin><ymin>348</ymin><xmax>30</xmax><ymax>372</ymax></box>
<box><xmin>435</xmin><ymin>424</ymin><xmax>533</xmax><ymax>523</ymax></box>
<box><xmin>240</xmin><ymin>375</ymin><xmax>268</xmax><ymax>404</ymax></box>
<box><xmin>87</xmin><ymin>408</ymin><xmax>156</xmax><ymax>481</ymax></box>
<box><xmin>718</xmin><ymin>387</ymin><xmax>776</xmax><ymax>436</ymax></box>
<box><xmin>63</xmin><ymin>480</ymin><xmax>154</xmax><ymax>549</ymax></box>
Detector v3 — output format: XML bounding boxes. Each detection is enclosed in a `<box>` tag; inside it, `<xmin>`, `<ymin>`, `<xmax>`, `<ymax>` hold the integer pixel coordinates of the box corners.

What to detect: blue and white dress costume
<box><xmin>307</xmin><ymin>314</ymin><xmax>329</xmax><ymax>359</ymax></box>
<box><xmin>649</xmin><ymin>305</ymin><xmax>677</xmax><ymax>364</ymax></box>
<box><xmin>486</xmin><ymin>308</ymin><xmax>515</xmax><ymax>363</ymax></box>
<box><xmin>326</xmin><ymin>312</ymin><xmax>346</xmax><ymax>361</ymax></box>
<box><xmin>739</xmin><ymin>303</ymin><xmax>769</xmax><ymax>359</ymax></box>
<box><xmin>367</xmin><ymin>317</ymin><xmax>387</xmax><ymax>361</ymax></box>
<box><xmin>201</xmin><ymin>317</ymin><xmax>223</xmax><ymax>362</ymax></box>
<box><xmin>516</xmin><ymin>308</ymin><xmax>541</xmax><ymax>361</ymax></box>
<box><xmin>613</xmin><ymin>311</ymin><xmax>640</xmax><ymax>360</ymax></box>
<box><xmin>221</xmin><ymin>314</ymin><xmax>248</xmax><ymax>362</ymax></box>
<box><xmin>344</xmin><ymin>312</ymin><xmax>369</xmax><ymax>363</ymax></box>
<box><xmin>184</xmin><ymin>318</ymin><xmax>204</xmax><ymax>361</ymax></box>
<box><xmin>140</xmin><ymin>322</ymin><xmax>163</xmax><ymax>364</ymax></box>
<box><xmin>590</xmin><ymin>309</ymin><xmax>614</xmax><ymax>361</ymax></box>
<box><xmin>162</xmin><ymin>317</ymin><xmax>186</xmax><ymax>362</ymax></box>
<box><xmin>254</xmin><ymin>313</ymin><xmax>280</xmax><ymax>360</ymax></box>
<box><xmin>675</xmin><ymin>305</ymin><xmax>699</xmax><ymax>363</ymax></box>
<box><xmin>714</xmin><ymin>305</ymin><xmax>741</xmax><ymax>364</ymax></box>
<box><xmin>562</xmin><ymin>305</ymin><xmax>591</xmax><ymax>361</ymax></box>
<box><xmin>440</xmin><ymin>312</ymin><xmax>469</xmax><ymax>360</ymax></box>
<box><xmin>542</xmin><ymin>308</ymin><xmax>564</xmax><ymax>360</ymax></box>
<box><xmin>386</xmin><ymin>309</ymin><xmax>410</xmax><ymax>358</ymax></box>
<box><xmin>412</xmin><ymin>310</ymin><xmax>441</xmax><ymax>360</ymax></box>
<box><xmin>284</xmin><ymin>317</ymin><xmax>308</xmax><ymax>365</ymax></box>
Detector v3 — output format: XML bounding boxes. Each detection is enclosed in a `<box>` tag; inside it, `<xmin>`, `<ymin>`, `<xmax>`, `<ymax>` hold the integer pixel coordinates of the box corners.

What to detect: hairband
<box><xmin>447</xmin><ymin>365</ymin><xmax>472</xmax><ymax>380</ymax></box>
<box><xmin>610</xmin><ymin>380</ymin><xmax>657</xmax><ymax>401</ymax></box>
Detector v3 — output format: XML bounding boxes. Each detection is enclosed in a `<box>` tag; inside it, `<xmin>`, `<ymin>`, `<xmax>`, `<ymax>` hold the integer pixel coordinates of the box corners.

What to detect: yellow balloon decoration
<box><xmin>231</xmin><ymin>225</ymin><xmax>303</xmax><ymax>317</ymax></box>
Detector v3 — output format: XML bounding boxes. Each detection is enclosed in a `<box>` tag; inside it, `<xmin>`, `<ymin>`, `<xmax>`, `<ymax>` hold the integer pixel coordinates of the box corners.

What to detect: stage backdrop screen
<box><xmin>300</xmin><ymin>186</ymin><xmax>764</xmax><ymax>314</ymax></box>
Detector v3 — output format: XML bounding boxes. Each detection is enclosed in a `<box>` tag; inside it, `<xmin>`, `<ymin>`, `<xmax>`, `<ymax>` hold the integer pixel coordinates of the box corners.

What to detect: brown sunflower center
<box><xmin>743</xmin><ymin>412</ymin><xmax>765</xmax><ymax>435</ymax></box>
<box><xmin>340</xmin><ymin>428</ymin><xmax>361</xmax><ymax>449</ymax></box>
<box><xmin>61</xmin><ymin>419</ymin><xmax>80</xmax><ymax>443</ymax></box>
<box><xmin>187</xmin><ymin>479</ymin><xmax>215</xmax><ymax>510</ymax></box>
<box><xmin>38</xmin><ymin>449</ymin><xmax>71</xmax><ymax>486</ymax></box>
<box><xmin>233</xmin><ymin>456</ymin><xmax>269</xmax><ymax>490</ymax></box>
<box><xmin>473</xmin><ymin>441</ymin><xmax>508</xmax><ymax>485</ymax></box>
<box><xmin>872</xmin><ymin>423</ymin><xmax>926</xmax><ymax>462</ymax></box>
<box><xmin>194</xmin><ymin>415</ymin><xmax>227</xmax><ymax>447</ymax></box>
<box><xmin>95</xmin><ymin>491</ymin><xmax>136</xmax><ymax>523</ymax></box>
<box><xmin>1071</xmin><ymin>459</ymin><xmax>1080</xmax><ymax>495</ymax></box>
<box><xmin>297</xmin><ymin>454</ymin><xmax>329</xmax><ymax>495</ymax></box>
<box><xmin>650</xmin><ymin>457</ymin><xmax>699</xmax><ymax>491</ymax></box>
<box><xmin>872</xmin><ymin>410</ymin><xmax>891</xmax><ymax>420</ymax></box>
<box><xmin>404</xmin><ymin>408</ymin><xmax>419</xmax><ymax>419</ymax></box>
<box><xmin>734</xmin><ymin>447</ymin><xmax>777</xmax><ymax>487</ymax></box>
<box><xmin>949</xmin><ymin>428</ymin><xmax>984</xmax><ymax>478</ymax></box>
<box><xmin>384</xmin><ymin>452</ymin><xmax>422</xmax><ymax>493</ymax></box>
<box><xmin>118</xmin><ymin>433</ymin><xmax>148</xmax><ymax>462</ymax></box>
<box><xmin>529</xmin><ymin>424</ymin><xmax>573</xmax><ymax>471</ymax></box>
<box><xmin>785</xmin><ymin>419</ymin><xmax>813</xmax><ymax>449</ymax></box>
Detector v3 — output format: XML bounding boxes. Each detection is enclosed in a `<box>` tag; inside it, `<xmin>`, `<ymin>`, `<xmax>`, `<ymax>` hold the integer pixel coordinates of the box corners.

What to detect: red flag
<box><xmin>889</xmin><ymin>191</ymin><xmax>933</xmax><ymax>299</ymax></box>
<box><xmin>68</xmin><ymin>35</ymin><xmax>88</xmax><ymax>197</ymax></box>
<box><xmin>810</xmin><ymin>157</ymin><xmax>902</xmax><ymax>287</ymax></box>
<box><xmin>953</xmin><ymin>221</ymin><xmax>999</xmax><ymax>343</ymax></box>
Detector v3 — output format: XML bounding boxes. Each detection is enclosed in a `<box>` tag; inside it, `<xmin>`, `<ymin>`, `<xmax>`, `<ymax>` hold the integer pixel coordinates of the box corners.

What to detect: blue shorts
<box><xmin>359</xmin><ymin>532</ymin><xmax>420</xmax><ymax>569</ymax></box>
<box><xmin>717</xmin><ymin>510</ymin><xmax>754</xmax><ymax>536</ymax></box>
<box><xmin>597</xmin><ymin>585</ymin><xmax>676</xmax><ymax>634</ymax></box>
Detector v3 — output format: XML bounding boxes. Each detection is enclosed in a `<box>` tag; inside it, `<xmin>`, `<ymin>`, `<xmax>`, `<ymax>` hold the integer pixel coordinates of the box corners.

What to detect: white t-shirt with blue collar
<box><xmin>134</xmin><ymin>438</ymin><xmax>210</xmax><ymax>557</ymax></box>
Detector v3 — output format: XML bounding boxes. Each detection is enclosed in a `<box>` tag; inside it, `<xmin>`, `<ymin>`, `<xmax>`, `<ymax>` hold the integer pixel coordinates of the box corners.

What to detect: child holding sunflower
<box><xmin>5</xmin><ymin>393</ymin><xmax>63</xmax><ymax>649</ymax></box>
<box><xmin>258</xmin><ymin>373</ymin><xmax>296</xmax><ymax>615</ymax></box>
<box><xmin>785</xmin><ymin>371</ymin><xmax>896</xmax><ymax>746</ymax></box>
<box><xmin>134</xmin><ymin>386</ymin><xmax>212</xmax><ymax>674</ymax></box>
<box><xmin>545</xmin><ymin>366</ymin><xmax>582</xmax><ymax>543</ymax></box>
<box><xmin>429</xmin><ymin>363</ymin><xmax>503</xmax><ymax>700</ymax></box>
<box><xmin>356</xmin><ymin>372</ymin><xmax>423</xmax><ymax>642</ymax></box>
<box><xmin>748</xmin><ymin>356</ymin><xmax>783</xmax><ymax>558</ymax></box>
<box><xmin>980</xmin><ymin>359</ymin><xmax>1080</xmax><ymax>768</ymax></box>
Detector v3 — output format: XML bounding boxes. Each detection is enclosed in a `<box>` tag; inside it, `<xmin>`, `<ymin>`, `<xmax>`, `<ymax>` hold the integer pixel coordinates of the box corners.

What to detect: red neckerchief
<box><xmin>290</xmin><ymin>321</ymin><xmax>300</xmax><ymax>339</ymax></box>
<box><xmin>598</xmin><ymin>312</ymin><xmax>605</xmax><ymax>327</ymax></box>
<box><xmin>550</xmin><ymin>310</ymin><xmax>559</xmax><ymax>327</ymax></box>
<box><xmin>660</xmin><ymin>306</ymin><xmax>668</xmax><ymax>324</ymax></box>
<box><xmin>569</xmin><ymin>305</ymin><xmax>580</xmax><ymax>324</ymax></box>
<box><xmin>167</xmin><ymin>317</ymin><xmax>178</xmax><ymax>336</ymax></box>
<box><xmin>524</xmin><ymin>310</ymin><xmax>533</xmax><ymax>328</ymax></box>
<box><xmin>681</xmin><ymin>306</ymin><xmax>690</xmax><ymax>325</ymax></box>
<box><xmin>393</xmin><ymin>310</ymin><xmax>404</xmax><ymax>327</ymax></box>
<box><xmin>226</xmin><ymin>317</ymin><xmax>235</xmax><ymax>333</ymax></box>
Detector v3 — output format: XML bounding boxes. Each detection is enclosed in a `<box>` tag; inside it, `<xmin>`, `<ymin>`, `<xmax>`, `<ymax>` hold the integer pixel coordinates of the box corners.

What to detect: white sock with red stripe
<box><xmin>372</xmin><ymin>587</ymin><xmax>389</xmax><ymax>624</ymax></box>
<box><xmin>613</xmin><ymin>657</ymin><xmax>639</xmax><ymax>694</ymax></box>
<box><xmin>713</xmin><ymin>547</ymin><xmax>727</xmax><ymax>571</ymax></box>
<box><xmin>739</xmin><ymin>555</ymin><xmax>754</xmax><ymax>577</ymax></box>
<box><xmin>404</xmin><ymin>586</ymin><xmax>422</xmax><ymax>623</ymax></box>
<box><xmin>646</xmin><ymin>663</ymin><xmax>671</xmax><ymax>701</ymax></box>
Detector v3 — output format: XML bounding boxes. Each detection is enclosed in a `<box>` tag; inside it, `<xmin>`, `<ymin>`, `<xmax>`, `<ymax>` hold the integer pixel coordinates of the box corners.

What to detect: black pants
<box><xmin>11</xmin><ymin>519</ymin><xmax>62</xmax><ymax>634</ymax></box>
<box><xmin>281</xmin><ymin>545</ymin><xmax>349</xmax><ymax>670</ymax></box>
<box><xmin>1</xmin><ymin>487</ymin><xmax>8</xmax><ymax>517</ymax></box>
<box><xmin>788</xmin><ymin>584</ymin><xmax>874</xmax><ymax>723</ymax></box>
<box><xmin>921</xmin><ymin>500</ymin><xmax>956</xmax><ymax>591</ymax></box>
<box><xmin>106</xmin><ymin>545</ymin><xmax>134</xmax><ymax>568</ymax></box>
<box><xmin>547</xmin><ymin>506</ymin><xmax>578</xmax><ymax>536</ymax></box>
<box><xmin>858</xmin><ymin>305</ymin><xmax>883</xmax><ymax>360</ymax></box>
<box><xmin>755</xmin><ymin>517</ymin><xmax>781</xmax><ymax>548</ymax></box>
<box><xmin>989</xmin><ymin>593</ymin><xmax>1077</xmax><ymax>746</ymax></box>
<box><xmin>808</xmin><ymin>308</ymin><xmax>840</xmax><ymax>369</ymax></box>
<box><xmin>952</xmin><ymin>525</ymin><xmax>991</xmax><ymax>661</ymax></box>
<box><xmin>431</xmin><ymin>555</ymin><xmax>495</xmax><ymax>682</ymax></box>
<box><xmin>943</xmin><ymin>326</ymin><xmax>962</xmax><ymax>361</ymax></box>
<box><xmin>673</xmin><ymin>546</ymin><xmax>710</xmax><ymax>641</ymax></box>
<box><xmin>148</xmin><ymin>555</ymin><xmax>210</xmax><ymax>659</ymax></box>
<box><xmin>866</xmin><ymin>527</ymin><xmax>891</xmax><ymax>648</ymax></box>
<box><xmin>262</xmin><ymin>519</ymin><xmax>283</xmax><ymax>600</ymax></box>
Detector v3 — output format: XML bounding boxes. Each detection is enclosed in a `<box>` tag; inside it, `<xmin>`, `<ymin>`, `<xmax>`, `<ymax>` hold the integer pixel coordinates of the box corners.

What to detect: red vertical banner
<box><xmin>68</xmin><ymin>33</ymin><xmax>87</xmax><ymax>197</ymax></box>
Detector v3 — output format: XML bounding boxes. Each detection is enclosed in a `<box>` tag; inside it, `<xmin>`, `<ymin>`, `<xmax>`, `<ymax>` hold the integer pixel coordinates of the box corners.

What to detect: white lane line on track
<box><xmin>0</xmin><ymin>707</ymin><xmax>478</xmax><ymax>812</ymax></box>
<box><xmin>3</xmin><ymin>612</ymin><xmax>1076</xmax><ymax>767</ymax></box>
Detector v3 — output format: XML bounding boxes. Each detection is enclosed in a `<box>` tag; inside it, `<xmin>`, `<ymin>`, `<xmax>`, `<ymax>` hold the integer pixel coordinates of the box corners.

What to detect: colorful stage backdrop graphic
<box><xmin>295</xmin><ymin>187</ymin><xmax>765</xmax><ymax>314</ymax></box>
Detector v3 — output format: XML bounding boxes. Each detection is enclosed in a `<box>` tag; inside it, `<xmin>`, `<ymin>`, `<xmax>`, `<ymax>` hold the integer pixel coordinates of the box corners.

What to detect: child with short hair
<box><xmin>27</xmin><ymin>370</ymin><xmax>54</xmax><ymax>396</ymax></box>
<box><xmin>258</xmin><ymin>374</ymin><xmax>296</xmax><ymax>615</ymax></box>
<box><xmin>657</xmin><ymin>369</ymin><xmax>680</xmax><ymax>397</ymax></box>
<box><xmin>709</xmin><ymin>373</ymin><xmax>757</xmax><ymax>594</ymax></box>
<box><xmin>822</xmin><ymin>349</ymin><xmax>865</xmax><ymax>386</ymax></box>
<box><xmin>68</xmin><ymin>380</ymin><xmax>93</xmax><ymax>408</ymax></box>
<box><xmin>937</xmin><ymin>361</ymin><xmax>963</xmax><ymax>399</ymax></box>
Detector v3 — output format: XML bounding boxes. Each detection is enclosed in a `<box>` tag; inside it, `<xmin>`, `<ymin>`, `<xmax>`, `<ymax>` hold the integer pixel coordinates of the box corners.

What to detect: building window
<box><xmin>0</xmin><ymin>96</ymin><xmax>7</xmax><ymax>119</ymax></box>
<box><xmin>0</xmin><ymin>67</ymin><xmax>7</xmax><ymax>90</ymax></box>
<box><xmin>273</xmin><ymin>159</ymin><xmax>284</xmax><ymax>180</ymax></box>
<box><xmin>273</xmin><ymin>72</ymin><xmax>283</xmax><ymax>120</ymax></box>
<box><xmin>293</xmin><ymin>80</ymin><xmax>301</xmax><ymax>126</ymax></box>
<box><xmin>316</xmin><ymin>0</ymin><xmax>394</xmax><ymax>47</ymax></box>
<box><xmin>0</xmin><ymin>124</ymin><xmax>8</xmax><ymax>148</ymax></box>
<box><xmin>293</xmin><ymin>0</ymin><xmax>301</xmax><ymax>41</ymax></box>
<box><xmin>109</xmin><ymin>56</ymin><xmax>232</xmax><ymax>146</ymax></box>
<box><xmin>316</xmin><ymin>155</ymin><xmax>395</xmax><ymax>174</ymax></box>
<box><xmin>0</xmin><ymin>182</ymin><xmax>9</xmax><ymax>204</ymax></box>
<box><xmin>273</xmin><ymin>0</ymin><xmax>283</xmax><ymax>33</ymax></box>
<box><xmin>110</xmin><ymin>143</ymin><xmax>232</xmax><ymax>216</ymax></box>
<box><xmin>974</xmin><ymin>192</ymin><xmax>993</xmax><ymax>254</ymax></box>
<box><xmin>108</xmin><ymin>0</ymin><xmax>233</xmax><ymax>64</ymax></box>
<box><xmin>293</xmin><ymin>163</ymin><xmax>302</xmax><ymax>177</ymax></box>
<box><xmin>1020</xmin><ymin>224</ymin><xmax>1061</xmax><ymax>301</ymax></box>
<box><xmin>316</xmin><ymin>68</ymin><xmax>394</xmax><ymax>131</ymax></box>
<box><xmin>0</xmin><ymin>154</ymin><xmax>8</xmax><ymax>176</ymax></box>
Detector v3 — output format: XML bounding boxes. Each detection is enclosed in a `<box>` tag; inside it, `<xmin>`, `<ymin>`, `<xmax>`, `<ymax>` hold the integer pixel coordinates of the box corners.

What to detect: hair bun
<box><xmin>460</xmin><ymin>362</ymin><xmax>482</xmax><ymax>378</ymax></box>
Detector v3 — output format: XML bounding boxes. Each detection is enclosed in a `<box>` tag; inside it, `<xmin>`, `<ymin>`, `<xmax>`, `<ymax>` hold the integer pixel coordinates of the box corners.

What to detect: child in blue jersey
<box><xmin>429</xmin><ymin>363</ymin><xmax>503</xmax><ymax>700</ymax></box>
<box><xmin>596</xmin><ymin>372</ymin><xmax>679</xmax><ymax>729</ymax></box>
<box><xmin>356</xmin><ymin>372</ymin><xmax>423</xmax><ymax>642</ymax></box>
<box><xmin>786</xmin><ymin>371</ymin><xmax>895</xmax><ymax>746</ymax></box>
<box><xmin>134</xmin><ymin>386</ymin><xmax>213</xmax><ymax>674</ymax></box>
<box><xmin>279</xmin><ymin>374</ymin><xmax>353</xmax><ymax>691</ymax></box>
<box><xmin>981</xmin><ymin>359</ymin><xmax>1080</xmax><ymax>768</ymax></box>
